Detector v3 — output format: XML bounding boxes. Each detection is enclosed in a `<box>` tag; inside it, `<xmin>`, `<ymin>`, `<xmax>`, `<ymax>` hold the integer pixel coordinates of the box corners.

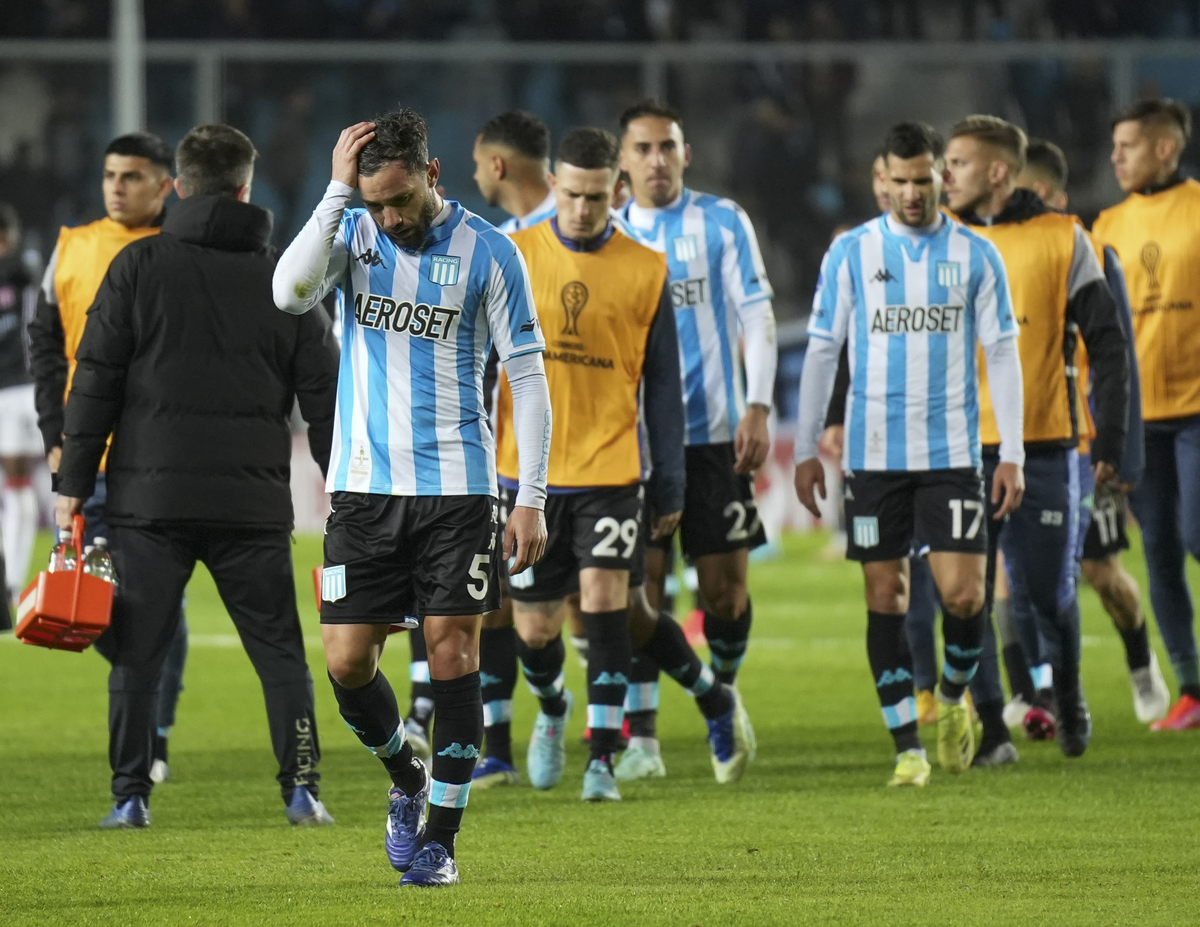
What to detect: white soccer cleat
<box><xmin>1002</xmin><ymin>696</ymin><xmax>1032</xmax><ymax>730</ymax></box>
<box><xmin>149</xmin><ymin>760</ymin><xmax>169</xmax><ymax>784</ymax></box>
<box><xmin>1131</xmin><ymin>651</ymin><xmax>1171</xmax><ymax>724</ymax></box>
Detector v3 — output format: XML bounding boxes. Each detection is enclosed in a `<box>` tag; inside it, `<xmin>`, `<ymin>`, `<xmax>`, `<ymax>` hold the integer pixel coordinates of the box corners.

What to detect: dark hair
<box><xmin>1024</xmin><ymin>138</ymin><xmax>1069</xmax><ymax>192</ymax></box>
<box><xmin>619</xmin><ymin>99</ymin><xmax>683</xmax><ymax>134</ymax></box>
<box><xmin>881</xmin><ymin>121</ymin><xmax>945</xmax><ymax>161</ymax></box>
<box><xmin>1112</xmin><ymin>98</ymin><xmax>1192</xmax><ymax>143</ymax></box>
<box><xmin>0</xmin><ymin>202</ymin><xmax>19</xmax><ymax>236</ymax></box>
<box><xmin>478</xmin><ymin>110</ymin><xmax>550</xmax><ymax>162</ymax></box>
<box><xmin>949</xmin><ymin>114</ymin><xmax>1028</xmax><ymax>171</ymax></box>
<box><xmin>557</xmin><ymin>127</ymin><xmax>620</xmax><ymax>171</ymax></box>
<box><xmin>105</xmin><ymin>132</ymin><xmax>174</xmax><ymax>173</ymax></box>
<box><xmin>359</xmin><ymin>109</ymin><xmax>430</xmax><ymax>177</ymax></box>
<box><xmin>175</xmin><ymin>124</ymin><xmax>257</xmax><ymax>197</ymax></box>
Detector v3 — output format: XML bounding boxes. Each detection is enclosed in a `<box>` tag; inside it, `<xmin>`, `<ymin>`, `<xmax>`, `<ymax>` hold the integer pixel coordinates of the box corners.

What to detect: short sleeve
<box><xmin>486</xmin><ymin>242</ymin><xmax>545</xmax><ymax>362</ymax></box>
<box><xmin>720</xmin><ymin>200</ymin><xmax>774</xmax><ymax>311</ymax></box>
<box><xmin>808</xmin><ymin>236</ymin><xmax>855</xmax><ymax>345</ymax></box>
<box><xmin>972</xmin><ymin>238</ymin><xmax>1017</xmax><ymax>347</ymax></box>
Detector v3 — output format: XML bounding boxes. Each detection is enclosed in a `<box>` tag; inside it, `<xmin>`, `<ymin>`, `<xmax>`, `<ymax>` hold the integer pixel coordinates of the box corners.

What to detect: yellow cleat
<box><xmin>916</xmin><ymin>689</ymin><xmax>938</xmax><ymax>727</ymax></box>
<box><xmin>937</xmin><ymin>696</ymin><xmax>975</xmax><ymax>773</ymax></box>
<box><xmin>887</xmin><ymin>749</ymin><xmax>931</xmax><ymax>787</ymax></box>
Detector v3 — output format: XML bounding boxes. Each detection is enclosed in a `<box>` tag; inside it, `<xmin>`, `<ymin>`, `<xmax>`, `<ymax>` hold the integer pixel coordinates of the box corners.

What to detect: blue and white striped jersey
<box><xmin>621</xmin><ymin>189</ymin><xmax>773</xmax><ymax>445</ymax></box>
<box><xmin>327</xmin><ymin>201</ymin><xmax>544</xmax><ymax>496</ymax></box>
<box><xmin>809</xmin><ymin>214</ymin><xmax>1016</xmax><ymax>471</ymax></box>
<box><xmin>497</xmin><ymin>190</ymin><xmax>557</xmax><ymax>234</ymax></box>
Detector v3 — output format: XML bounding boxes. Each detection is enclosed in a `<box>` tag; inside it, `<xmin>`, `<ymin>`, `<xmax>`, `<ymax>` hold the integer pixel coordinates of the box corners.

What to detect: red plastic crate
<box><xmin>15</xmin><ymin>515</ymin><xmax>114</xmax><ymax>652</ymax></box>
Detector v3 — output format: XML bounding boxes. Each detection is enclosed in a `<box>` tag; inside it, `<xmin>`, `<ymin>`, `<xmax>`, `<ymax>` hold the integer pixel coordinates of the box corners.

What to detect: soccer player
<box><xmin>794</xmin><ymin>121</ymin><xmax>1026</xmax><ymax>786</ymax></box>
<box><xmin>1094</xmin><ymin>99</ymin><xmax>1200</xmax><ymax>730</ymax></box>
<box><xmin>0</xmin><ymin>204</ymin><xmax>40</xmax><ymax>605</ymax></box>
<box><xmin>945</xmin><ymin>116</ymin><xmax>1130</xmax><ymax>758</ymax></box>
<box><xmin>618</xmin><ymin>100</ymin><xmax>777</xmax><ymax>701</ymax></box>
<box><xmin>274</xmin><ymin>110</ymin><xmax>552</xmax><ymax>886</ymax></box>
<box><xmin>1015</xmin><ymin>139</ymin><xmax>1169</xmax><ymax>723</ymax></box>
<box><xmin>28</xmin><ymin>132</ymin><xmax>189</xmax><ymax>783</ymax></box>
<box><xmin>473</xmin><ymin>110</ymin><xmax>556</xmax><ymax>233</ymax></box>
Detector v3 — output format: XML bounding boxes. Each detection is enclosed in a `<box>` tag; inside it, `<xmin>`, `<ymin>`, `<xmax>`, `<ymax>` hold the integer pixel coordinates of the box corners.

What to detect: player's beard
<box><xmin>386</xmin><ymin>194</ymin><xmax>438</xmax><ymax>249</ymax></box>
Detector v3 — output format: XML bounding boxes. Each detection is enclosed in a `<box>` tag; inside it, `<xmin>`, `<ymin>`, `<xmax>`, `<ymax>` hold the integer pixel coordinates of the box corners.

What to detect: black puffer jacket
<box><xmin>58</xmin><ymin>195</ymin><xmax>338</xmax><ymax>528</ymax></box>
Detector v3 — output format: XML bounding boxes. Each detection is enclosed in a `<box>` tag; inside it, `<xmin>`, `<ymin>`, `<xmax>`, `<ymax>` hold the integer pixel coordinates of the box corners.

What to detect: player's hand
<box><xmin>505</xmin><ymin>504</ymin><xmax>547</xmax><ymax>575</ymax></box>
<box><xmin>818</xmin><ymin>425</ymin><xmax>844</xmax><ymax>461</ymax></box>
<box><xmin>54</xmin><ymin>494</ymin><xmax>83</xmax><ymax>531</ymax></box>
<box><xmin>1093</xmin><ymin>460</ymin><xmax>1118</xmax><ymax>488</ymax></box>
<box><xmin>734</xmin><ymin>404</ymin><xmax>770</xmax><ymax>474</ymax></box>
<box><xmin>793</xmin><ymin>457</ymin><xmax>826</xmax><ymax>519</ymax></box>
<box><xmin>991</xmin><ymin>462</ymin><xmax>1025</xmax><ymax>520</ymax></box>
<box><xmin>47</xmin><ymin>445</ymin><xmax>62</xmax><ymax>473</ymax></box>
<box><xmin>652</xmin><ymin>510</ymin><xmax>681</xmax><ymax>541</ymax></box>
<box><xmin>332</xmin><ymin>122</ymin><xmax>376</xmax><ymax>188</ymax></box>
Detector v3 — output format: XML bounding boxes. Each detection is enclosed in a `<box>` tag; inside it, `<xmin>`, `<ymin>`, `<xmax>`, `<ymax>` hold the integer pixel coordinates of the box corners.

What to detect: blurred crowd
<box><xmin>5</xmin><ymin>0</ymin><xmax>1200</xmax><ymax>41</ymax></box>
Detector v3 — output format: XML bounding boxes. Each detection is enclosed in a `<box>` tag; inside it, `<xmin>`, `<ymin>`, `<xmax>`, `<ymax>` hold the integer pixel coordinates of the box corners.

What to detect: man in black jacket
<box><xmin>55</xmin><ymin>124</ymin><xmax>340</xmax><ymax>830</ymax></box>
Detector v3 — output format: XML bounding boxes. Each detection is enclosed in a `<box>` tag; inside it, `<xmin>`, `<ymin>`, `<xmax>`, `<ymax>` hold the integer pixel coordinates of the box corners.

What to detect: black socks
<box><xmin>583</xmin><ymin>609</ymin><xmax>632</xmax><ymax>761</ymax></box>
<box><xmin>479</xmin><ymin>626</ymin><xmax>518</xmax><ymax>765</ymax></box>
<box><xmin>408</xmin><ymin>622</ymin><xmax>434</xmax><ymax>730</ymax></box>
<box><xmin>1118</xmin><ymin>622</ymin><xmax>1152</xmax><ymax>672</ymax></box>
<box><xmin>704</xmin><ymin>601</ymin><xmax>752</xmax><ymax>685</ymax></box>
<box><xmin>422</xmin><ymin>673</ymin><xmax>483</xmax><ymax>857</ymax></box>
<box><xmin>626</xmin><ymin>652</ymin><xmax>660</xmax><ymax>737</ymax></box>
<box><xmin>329</xmin><ymin>671</ymin><xmax>424</xmax><ymax>796</ymax></box>
<box><xmin>645</xmin><ymin>612</ymin><xmax>733</xmax><ymax>720</ymax></box>
<box><xmin>940</xmin><ymin>606</ymin><xmax>985</xmax><ymax>701</ymax></box>
<box><xmin>866</xmin><ymin>610</ymin><xmax>920</xmax><ymax>753</ymax></box>
<box><xmin>516</xmin><ymin>633</ymin><xmax>568</xmax><ymax>717</ymax></box>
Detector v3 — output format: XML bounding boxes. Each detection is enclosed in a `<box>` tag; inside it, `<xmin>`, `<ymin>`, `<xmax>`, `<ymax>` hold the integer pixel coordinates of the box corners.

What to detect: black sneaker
<box><xmin>1054</xmin><ymin>680</ymin><xmax>1091</xmax><ymax>758</ymax></box>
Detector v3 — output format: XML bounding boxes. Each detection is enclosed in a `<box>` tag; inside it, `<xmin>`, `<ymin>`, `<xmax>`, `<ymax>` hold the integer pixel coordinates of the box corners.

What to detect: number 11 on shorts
<box><xmin>948</xmin><ymin>499</ymin><xmax>984</xmax><ymax>540</ymax></box>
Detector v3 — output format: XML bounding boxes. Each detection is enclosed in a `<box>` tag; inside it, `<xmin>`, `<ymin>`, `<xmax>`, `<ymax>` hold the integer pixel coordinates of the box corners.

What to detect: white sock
<box><xmin>2</xmin><ymin>481</ymin><xmax>37</xmax><ymax>599</ymax></box>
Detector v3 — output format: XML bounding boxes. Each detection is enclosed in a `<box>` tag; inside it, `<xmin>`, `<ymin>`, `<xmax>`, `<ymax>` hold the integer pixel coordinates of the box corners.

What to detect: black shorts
<box><xmin>843</xmin><ymin>467</ymin><xmax>989</xmax><ymax>563</ymax></box>
<box><xmin>320</xmin><ymin>492</ymin><xmax>501</xmax><ymax>622</ymax></box>
<box><xmin>1082</xmin><ymin>485</ymin><xmax>1130</xmax><ymax>560</ymax></box>
<box><xmin>506</xmin><ymin>484</ymin><xmax>643</xmax><ymax>603</ymax></box>
<box><xmin>649</xmin><ymin>443</ymin><xmax>766</xmax><ymax>560</ymax></box>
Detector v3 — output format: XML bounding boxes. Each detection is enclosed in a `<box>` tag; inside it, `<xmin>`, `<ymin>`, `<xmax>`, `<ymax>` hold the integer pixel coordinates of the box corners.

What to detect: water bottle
<box><xmin>83</xmin><ymin>537</ymin><xmax>117</xmax><ymax>585</ymax></box>
<box><xmin>47</xmin><ymin>529</ymin><xmax>77</xmax><ymax>573</ymax></box>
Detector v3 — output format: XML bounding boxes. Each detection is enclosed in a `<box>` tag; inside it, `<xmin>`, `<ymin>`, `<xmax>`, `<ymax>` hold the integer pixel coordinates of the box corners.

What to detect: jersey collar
<box><xmin>550</xmin><ymin>217</ymin><xmax>614</xmax><ymax>252</ymax></box>
<box><xmin>1139</xmin><ymin>172</ymin><xmax>1185</xmax><ymax>196</ymax></box>
<box><xmin>403</xmin><ymin>200</ymin><xmax>464</xmax><ymax>252</ymax></box>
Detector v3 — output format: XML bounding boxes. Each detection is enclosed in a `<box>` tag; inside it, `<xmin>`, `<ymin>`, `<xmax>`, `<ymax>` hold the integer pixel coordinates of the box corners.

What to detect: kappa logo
<box><xmin>873</xmin><ymin>268</ymin><xmax>897</xmax><ymax>283</ymax></box>
<box><xmin>672</xmin><ymin>234</ymin><xmax>699</xmax><ymax>263</ymax></box>
<box><xmin>428</xmin><ymin>254</ymin><xmax>461</xmax><ymax>287</ymax></box>
<box><xmin>519</xmin><ymin>318</ymin><xmax>539</xmax><ymax>333</ymax></box>
<box><xmin>356</xmin><ymin>248</ymin><xmax>386</xmax><ymax>268</ymax></box>
<box><xmin>593</xmin><ymin>671</ymin><xmax>629</xmax><ymax>686</ymax></box>
<box><xmin>936</xmin><ymin>261</ymin><xmax>961</xmax><ymax>287</ymax></box>
<box><xmin>561</xmin><ymin>281</ymin><xmax>588</xmax><ymax>336</ymax></box>
<box><xmin>853</xmin><ymin>516</ymin><xmax>880</xmax><ymax>548</ymax></box>
<box><xmin>322</xmin><ymin>564</ymin><xmax>347</xmax><ymax>602</ymax></box>
<box><xmin>479</xmin><ymin>672</ymin><xmax>503</xmax><ymax>687</ymax></box>
<box><xmin>876</xmin><ymin>667</ymin><xmax>913</xmax><ymax>688</ymax></box>
<box><xmin>437</xmin><ymin>742</ymin><xmax>480</xmax><ymax>759</ymax></box>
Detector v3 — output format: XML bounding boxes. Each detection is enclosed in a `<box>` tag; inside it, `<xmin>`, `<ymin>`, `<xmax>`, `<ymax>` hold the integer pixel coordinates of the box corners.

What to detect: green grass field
<box><xmin>2</xmin><ymin>530</ymin><xmax>1198</xmax><ymax>926</ymax></box>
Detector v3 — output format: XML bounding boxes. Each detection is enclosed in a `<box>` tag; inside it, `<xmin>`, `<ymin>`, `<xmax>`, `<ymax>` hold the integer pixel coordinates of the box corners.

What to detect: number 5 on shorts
<box><xmin>948</xmin><ymin>499</ymin><xmax>984</xmax><ymax>540</ymax></box>
<box><xmin>467</xmin><ymin>554</ymin><xmax>490</xmax><ymax>600</ymax></box>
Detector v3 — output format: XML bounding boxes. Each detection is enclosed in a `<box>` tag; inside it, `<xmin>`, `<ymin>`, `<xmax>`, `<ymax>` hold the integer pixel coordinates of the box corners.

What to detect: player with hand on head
<box><xmin>618</xmin><ymin>100</ymin><xmax>777</xmax><ymax>727</ymax></box>
<box><xmin>1093</xmin><ymin>99</ymin><xmax>1200</xmax><ymax>731</ymax></box>
<box><xmin>274</xmin><ymin>110</ymin><xmax>551</xmax><ymax>885</ymax></box>
<box><xmin>945</xmin><ymin>116</ymin><xmax>1131</xmax><ymax>759</ymax></box>
<box><xmin>1013</xmin><ymin>139</ymin><xmax>1168</xmax><ymax>724</ymax></box>
<box><xmin>795</xmin><ymin>121</ymin><xmax>1026</xmax><ymax>786</ymax></box>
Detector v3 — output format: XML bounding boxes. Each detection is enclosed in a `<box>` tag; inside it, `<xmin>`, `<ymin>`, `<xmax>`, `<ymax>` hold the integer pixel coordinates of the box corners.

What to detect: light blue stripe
<box><xmin>703</xmin><ymin>211</ymin><xmax>741</xmax><ymax>437</ymax></box>
<box><xmin>881</xmin><ymin>232</ymin><xmax>908</xmax><ymax>470</ymax></box>
<box><xmin>333</xmin><ymin>213</ymin><xmax>360</xmax><ymax>488</ymax></box>
<box><xmin>675</xmin><ymin>307</ymin><xmax>710</xmax><ymax>444</ymax></box>
<box><xmin>1056</xmin><ymin>449</ymin><xmax>1082</xmax><ymax>611</ymax></box>
<box><xmin>364</xmin><ymin>230</ymin><xmax>397</xmax><ymax>493</ymax></box>
<box><xmin>456</xmin><ymin>234</ymin><xmax>493</xmax><ymax>494</ymax></box>
<box><xmin>429</xmin><ymin>780</ymin><xmax>471</xmax><ymax>809</ymax></box>
<box><xmin>587</xmin><ymin>704</ymin><xmax>624</xmax><ymax>729</ymax></box>
<box><xmin>882</xmin><ymin>696</ymin><xmax>917</xmax><ymax>730</ymax></box>
<box><xmin>942</xmin><ymin>664</ymin><xmax>978</xmax><ymax>685</ymax></box>
<box><xmin>965</xmin><ymin>242</ymin><xmax>983</xmax><ymax>467</ymax></box>
<box><xmin>1031</xmin><ymin>664</ymin><xmax>1053</xmax><ymax>690</ymax></box>
<box><xmin>409</xmin><ymin>660</ymin><xmax>430</xmax><ymax>683</ymax></box>
<box><xmin>624</xmin><ymin>682</ymin><xmax>659</xmax><ymax>712</ymax></box>
<box><xmin>848</xmin><ymin>236</ymin><xmax>870</xmax><ymax>471</ymax></box>
<box><xmin>367</xmin><ymin>725</ymin><xmax>404</xmax><ymax>759</ymax></box>
<box><xmin>482</xmin><ymin>699</ymin><xmax>512</xmax><ymax>726</ymax></box>
<box><xmin>411</xmin><ymin>250</ymin><xmax>445</xmax><ymax>494</ymax></box>
<box><xmin>926</xmin><ymin>230</ymin><xmax>952</xmax><ymax>468</ymax></box>
<box><xmin>466</xmin><ymin>216</ymin><xmax>542</xmax><ymax>352</ymax></box>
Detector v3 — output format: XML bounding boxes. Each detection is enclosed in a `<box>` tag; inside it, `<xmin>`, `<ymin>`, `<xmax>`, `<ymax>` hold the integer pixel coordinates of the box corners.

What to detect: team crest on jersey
<box><xmin>428</xmin><ymin>254</ymin><xmax>461</xmax><ymax>287</ymax></box>
<box><xmin>936</xmin><ymin>261</ymin><xmax>961</xmax><ymax>287</ymax></box>
<box><xmin>853</xmin><ymin>517</ymin><xmax>880</xmax><ymax>549</ymax></box>
<box><xmin>322</xmin><ymin>565</ymin><xmax>347</xmax><ymax>602</ymax></box>
<box><xmin>672</xmin><ymin>235</ymin><xmax>699</xmax><ymax>263</ymax></box>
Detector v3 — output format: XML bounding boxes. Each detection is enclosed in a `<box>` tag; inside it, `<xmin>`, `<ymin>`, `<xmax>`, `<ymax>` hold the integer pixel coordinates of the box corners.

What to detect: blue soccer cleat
<box><xmin>99</xmin><ymin>795</ymin><xmax>150</xmax><ymax>830</ymax></box>
<box><xmin>471</xmin><ymin>756</ymin><xmax>520</xmax><ymax>790</ymax></box>
<box><xmin>399</xmin><ymin>841</ymin><xmax>459</xmax><ymax>887</ymax></box>
<box><xmin>385</xmin><ymin>764</ymin><xmax>430</xmax><ymax>872</ymax></box>
<box><xmin>285</xmin><ymin>787</ymin><xmax>335</xmax><ymax>826</ymax></box>
<box><xmin>706</xmin><ymin>686</ymin><xmax>756</xmax><ymax>784</ymax></box>
<box><xmin>527</xmin><ymin>689</ymin><xmax>573</xmax><ymax>791</ymax></box>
